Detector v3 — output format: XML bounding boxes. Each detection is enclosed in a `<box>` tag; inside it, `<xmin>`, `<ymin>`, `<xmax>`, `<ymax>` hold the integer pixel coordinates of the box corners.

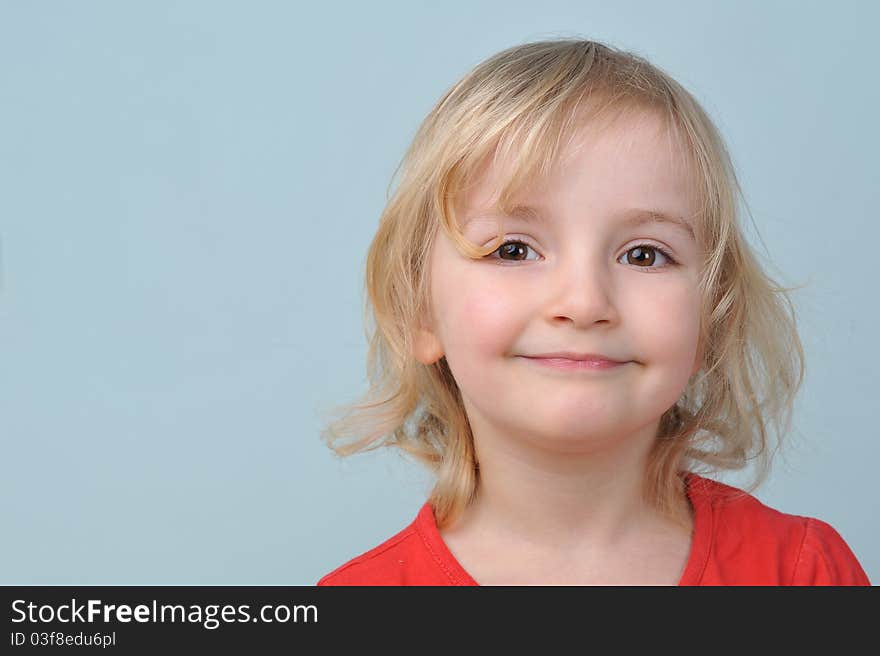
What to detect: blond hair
<box><xmin>319</xmin><ymin>37</ymin><xmax>806</xmax><ymax>531</ymax></box>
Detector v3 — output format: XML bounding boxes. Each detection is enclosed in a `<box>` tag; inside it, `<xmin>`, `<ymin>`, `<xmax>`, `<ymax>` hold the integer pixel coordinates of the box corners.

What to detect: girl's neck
<box><xmin>448</xmin><ymin>417</ymin><xmax>685</xmax><ymax>553</ymax></box>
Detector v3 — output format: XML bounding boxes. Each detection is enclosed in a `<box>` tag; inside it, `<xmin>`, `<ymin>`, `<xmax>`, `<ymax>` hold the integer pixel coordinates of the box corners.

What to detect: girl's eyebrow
<box><xmin>617</xmin><ymin>209</ymin><xmax>695</xmax><ymax>241</ymax></box>
<box><xmin>482</xmin><ymin>204</ymin><xmax>696</xmax><ymax>240</ymax></box>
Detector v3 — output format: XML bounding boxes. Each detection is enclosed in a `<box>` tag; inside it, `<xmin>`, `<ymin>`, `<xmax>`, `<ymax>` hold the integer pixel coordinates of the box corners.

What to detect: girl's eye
<box><xmin>485</xmin><ymin>239</ymin><xmax>678</xmax><ymax>269</ymax></box>
<box><xmin>617</xmin><ymin>244</ymin><xmax>678</xmax><ymax>269</ymax></box>
<box><xmin>486</xmin><ymin>239</ymin><xmax>541</xmax><ymax>262</ymax></box>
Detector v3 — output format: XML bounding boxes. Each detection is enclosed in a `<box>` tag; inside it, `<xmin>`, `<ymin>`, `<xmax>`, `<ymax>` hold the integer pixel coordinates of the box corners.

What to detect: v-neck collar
<box><xmin>413</xmin><ymin>472</ymin><xmax>714</xmax><ymax>585</ymax></box>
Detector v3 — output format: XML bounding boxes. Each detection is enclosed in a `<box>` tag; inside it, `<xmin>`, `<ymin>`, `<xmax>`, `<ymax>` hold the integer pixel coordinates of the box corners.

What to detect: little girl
<box><xmin>316</xmin><ymin>38</ymin><xmax>870</xmax><ymax>585</ymax></box>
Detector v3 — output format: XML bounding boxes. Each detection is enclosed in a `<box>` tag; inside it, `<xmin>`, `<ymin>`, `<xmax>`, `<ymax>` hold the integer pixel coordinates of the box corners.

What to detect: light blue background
<box><xmin>1</xmin><ymin>1</ymin><xmax>876</xmax><ymax>584</ymax></box>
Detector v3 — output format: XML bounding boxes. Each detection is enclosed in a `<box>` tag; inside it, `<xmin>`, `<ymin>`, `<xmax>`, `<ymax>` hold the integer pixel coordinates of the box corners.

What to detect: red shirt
<box><xmin>317</xmin><ymin>474</ymin><xmax>871</xmax><ymax>585</ymax></box>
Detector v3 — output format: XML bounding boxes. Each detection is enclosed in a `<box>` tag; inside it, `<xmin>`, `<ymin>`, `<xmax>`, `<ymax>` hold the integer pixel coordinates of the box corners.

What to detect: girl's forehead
<box><xmin>457</xmin><ymin>110</ymin><xmax>698</xmax><ymax>221</ymax></box>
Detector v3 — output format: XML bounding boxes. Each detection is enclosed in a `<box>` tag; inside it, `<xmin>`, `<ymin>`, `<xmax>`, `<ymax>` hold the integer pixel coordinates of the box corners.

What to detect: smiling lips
<box><xmin>524</xmin><ymin>351</ymin><xmax>629</xmax><ymax>363</ymax></box>
<box><xmin>519</xmin><ymin>352</ymin><xmax>631</xmax><ymax>371</ymax></box>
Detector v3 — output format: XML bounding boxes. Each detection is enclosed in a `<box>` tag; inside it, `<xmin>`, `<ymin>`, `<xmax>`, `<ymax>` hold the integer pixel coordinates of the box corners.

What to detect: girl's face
<box><xmin>415</xmin><ymin>109</ymin><xmax>704</xmax><ymax>455</ymax></box>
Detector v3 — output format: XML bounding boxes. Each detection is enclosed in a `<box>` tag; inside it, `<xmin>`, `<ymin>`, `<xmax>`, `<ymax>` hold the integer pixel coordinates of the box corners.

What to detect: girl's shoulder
<box><xmin>316</xmin><ymin>503</ymin><xmax>471</xmax><ymax>586</ymax></box>
<box><xmin>315</xmin><ymin>518</ymin><xmax>421</xmax><ymax>586</ymax></box>
<box><xmin>685</xmin><ymin>473</ymin><xmax>871</xmax><ymax>585</ymax></box>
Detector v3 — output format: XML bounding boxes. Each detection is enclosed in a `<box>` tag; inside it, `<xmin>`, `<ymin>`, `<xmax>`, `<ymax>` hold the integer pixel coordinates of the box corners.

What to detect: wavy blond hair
<box><xmin>319</xmin><ymin>37</ymin><xmax>806</xmax><ymax>531</ymax></box>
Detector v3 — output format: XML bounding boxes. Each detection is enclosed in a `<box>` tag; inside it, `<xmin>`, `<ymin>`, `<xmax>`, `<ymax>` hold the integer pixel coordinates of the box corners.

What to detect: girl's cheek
<box><xmin>455</xmin><ymin>287</ymin><xmax>525</xmax><ymax>351</ymax></box>
<box><xmin>644</xmin><ymin>288</ymin><xmax>702</xmax><ymax>356</ymax></box>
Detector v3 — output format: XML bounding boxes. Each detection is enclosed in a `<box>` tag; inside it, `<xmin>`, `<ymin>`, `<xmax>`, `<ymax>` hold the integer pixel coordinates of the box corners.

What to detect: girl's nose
<box><xmin>544</xmin><ymin>255</ymin><xmax>619</xmax><ymax>328</ymax></box>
